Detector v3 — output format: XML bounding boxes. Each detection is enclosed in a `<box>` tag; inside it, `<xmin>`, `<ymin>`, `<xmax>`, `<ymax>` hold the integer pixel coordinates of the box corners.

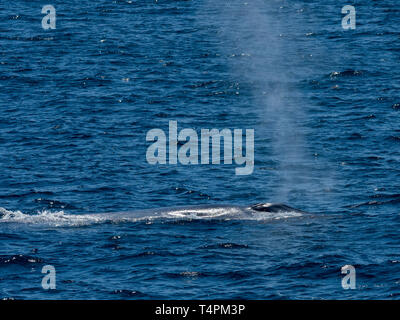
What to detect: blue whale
<box><xmin>0</xmin><ymin>203</ymin><xmax>308</xmax><ymax>225</ymax></box>
<box><xmin>92</xmin><ymin>202</ymin><xmax>308</xmax><ymax>221</ymax></box>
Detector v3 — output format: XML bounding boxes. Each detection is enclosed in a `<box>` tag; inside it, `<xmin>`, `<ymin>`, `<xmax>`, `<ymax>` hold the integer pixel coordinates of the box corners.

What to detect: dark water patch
<box><xmin>216</xmin><ymin>270</ymin><xmax>256</xmax><ymax>280</ymax></box>
<box><xmin>271</xmin><ymin>262</ymin><xmax>338</xmax><ymax>279</ymax></box>
<box><xmin>200</xmin><ymin>243</ymin><xmax>249</xmax><ymax>250</ymax></box>
<box><xmin>0</xmin><ymin>255</ymin><xmax>44</xmax><ymax>266</ymax></box>
<box><xmin>61</xmin><ymin>279</ymin><xmax>75</xmax><ymax>284</ymax></box>
<box><xmin>34</xmin><ymin>199</ymin><xmax>76</xmax><ymax>210</ymax></box>
<box><xmin>0</xmin><ymin>233</ymin><xmax>25</xmax><ymax>240</ymax></box>
<box><xmin>108</xmin><ymin>235</ymin><xmax>122</xmax><ymax>240</ymax></box>
<box><xmin>387</xmin><ymin>135</ymin><xmax>400</xmax><ymax>142</ymax></box>
<box><xmin>119</xmin><ymin>250</ymin><xmax>181</xmax><ymax>259</ymax></box>
<box><xmin>348</xmin><ymin>133</ymin><xmax>363</xmax><ymax>140</ymax></box>
<box><xmin>0</xmin><ymin>190</ymin><xmax>55</xmax><ymax>199</ymax></box>
<box><xmin>111</xmin><ymin>289</ymin><xmax>146</xmax><ymax>298</ymax></box>
<box><xmin>356</xmin><ymin>114</ymin><xmax>376</xmax><ymax>120</ymax></box>
<box><xmin>329</xmin><ymin>70</ymin><xmax>365</xmax><ymax>79</ymax></box>
<box><xmin>73</xmin><ymin>186</ymin><xmax>117</xmax><ymax>194</ymax></box>
<box><xmin>179</xmin><ymin>271</ymin><xmax>203</xmax><ymax>278</ymax></box>
<box><xmin>172</xmin><ymin>187</ymin><xmax>212</xmax><ymax>200</ymax></box>
<box><xmin>186</xmin><ymin>80</ymin><xmax>221</xmax><ymax>89</ymax></box>
<box><xmin>164</xmin><ymin>269</ymin><xmax>255</xmax><ymax>281</ymax></box>
<box><xmin>365</xmin><ymin>156</ymin><xmax>383</xmax><ymax>161</ymax></box>
<box><xmin>154</xmin><ymin>112</ymin><xmax>170</xmax><ymax>118</ymax></box>
<box><xmin>348</xmin><ymin>197</ymin><xmax>400</xmax><ymax>208</ymax></box>
<box><xmin>370</xmin><ymin>193</ymin><xmax>400</xmax><ymax>200</ymax></box>
<box><xmin>165</xmin><ymin>271</ymin><xmax>205</xmax><ymax>279</ymax></box>
<box><xmin>101</xmin><ymin>244</ymin><xmax>124</xmax><ymax>250</ymax></box>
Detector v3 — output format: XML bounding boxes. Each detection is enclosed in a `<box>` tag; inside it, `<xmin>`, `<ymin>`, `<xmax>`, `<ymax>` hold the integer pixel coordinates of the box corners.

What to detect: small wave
<box><xmin>180</xmin><ymin>271</ymin><xmax>202</xmax><ymax>278</ymax></box>
<box><xmin>111</xmin><ymin>289</ymin><xmax>146</xmax><ymax>298</ymax></box>
<box><xmin>201</xmin><ymin>243</ymin><xmax>249</xmax><ymax>249</ymax></box>
<box><xmin>387</xmin><ymin>135</ymin><xmax>400</xmax><ymax>142</ymax></box>
<box><xmin>329</xmin><ymin>69</ymin><xmax>365</xmax><ymax>79</ymax></box>
<box><xmin>370</xmin><ymin>193</ymin><xmax>400</xmax><ymax>200</ymax></box>
<box><xmin>347</xmin><ymin>193</ymin><xmax>400</xmax><ymax>208</ymax></box>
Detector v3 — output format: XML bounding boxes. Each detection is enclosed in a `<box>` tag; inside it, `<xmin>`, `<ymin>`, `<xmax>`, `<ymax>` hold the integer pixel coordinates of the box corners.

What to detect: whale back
<box><xmin>250</xmin><ymin>203</ymin><xmax>306</xmax><ymax>214</ymax></box>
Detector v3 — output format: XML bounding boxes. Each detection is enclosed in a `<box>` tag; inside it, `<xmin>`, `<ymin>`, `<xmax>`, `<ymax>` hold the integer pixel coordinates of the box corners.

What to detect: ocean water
<box><xmin>0</xmin><ymin>0</ymin><xmax>400</xmax><ymax>299</ymax></box>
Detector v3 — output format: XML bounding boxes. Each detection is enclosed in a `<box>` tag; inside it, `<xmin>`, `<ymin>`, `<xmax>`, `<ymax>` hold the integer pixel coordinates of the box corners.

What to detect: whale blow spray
<box><xmin>202</xmin><ymin>0</ymin><xmax>334</xmax><ymax>203</ymax></box>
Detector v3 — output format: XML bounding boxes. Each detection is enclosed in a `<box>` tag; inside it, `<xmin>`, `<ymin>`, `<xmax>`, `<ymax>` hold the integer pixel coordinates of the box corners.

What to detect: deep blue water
<box><xmin>1</xmin><ymin>0</ymin><xmax>400</xmax><ymax>299</ymax></box>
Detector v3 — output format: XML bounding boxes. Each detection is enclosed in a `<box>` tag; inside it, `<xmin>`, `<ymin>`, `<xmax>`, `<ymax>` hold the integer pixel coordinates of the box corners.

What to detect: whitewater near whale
<box><xmin>0</xmin><ymin>203</ymin><xmax>308</xmax><ymax>226</ymax></box>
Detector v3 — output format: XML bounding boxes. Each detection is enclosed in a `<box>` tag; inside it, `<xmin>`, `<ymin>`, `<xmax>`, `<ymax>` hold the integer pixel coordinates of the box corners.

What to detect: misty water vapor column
<box><xmin>206</xmin><ymin>0</ymin><xmax>312</xmax><ymax>202</ymax></box>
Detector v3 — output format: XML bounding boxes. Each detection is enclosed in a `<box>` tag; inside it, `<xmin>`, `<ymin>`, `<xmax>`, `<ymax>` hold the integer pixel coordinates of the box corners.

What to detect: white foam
<box><xmin>249</xmin><ymin>210</ymin><xmax>304</xmax><ymax>221</ymax></box>
<box><xmin>0</xmin><ymin>207</ymin><xmax>108</xmax><ymax>227</ymax></box>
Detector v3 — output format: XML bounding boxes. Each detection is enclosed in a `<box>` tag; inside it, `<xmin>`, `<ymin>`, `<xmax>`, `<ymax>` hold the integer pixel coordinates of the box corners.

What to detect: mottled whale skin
<box><xmin>93</xmin><ymin>202</ymin><xmax>308</xmax><ymax>220</ymax></box>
